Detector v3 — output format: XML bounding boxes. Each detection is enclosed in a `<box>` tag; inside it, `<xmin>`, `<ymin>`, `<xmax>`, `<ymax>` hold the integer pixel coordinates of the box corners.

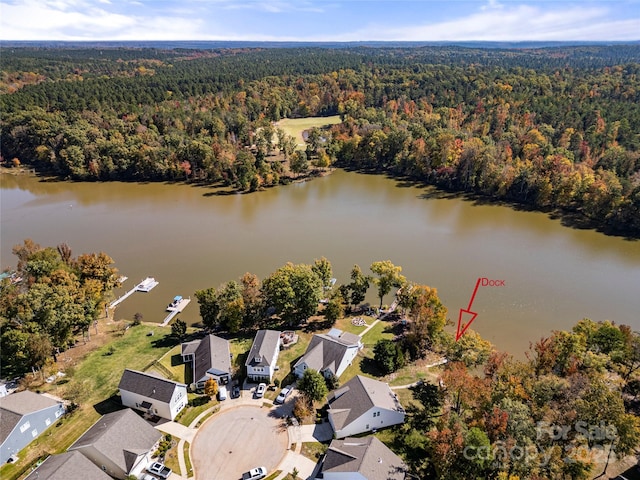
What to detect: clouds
<box><xmin>0</xmin><ymin>0</ymin><xmax>638</xmax><ymax>41</ymax></box>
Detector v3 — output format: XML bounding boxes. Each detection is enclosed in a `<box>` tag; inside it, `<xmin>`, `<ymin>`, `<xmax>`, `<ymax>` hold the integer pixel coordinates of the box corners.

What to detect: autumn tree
<box><xmin>204</xmin><ymin>377</ymin><xmax>218</xmax><ymax>398</ymax></box>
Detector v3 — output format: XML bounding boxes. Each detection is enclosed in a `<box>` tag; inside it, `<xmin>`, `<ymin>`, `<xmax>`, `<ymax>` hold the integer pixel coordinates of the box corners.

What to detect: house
<box><xmin>181</xmin><ymin>334</ymin><xmax>232</xmax><ymax>389</ymax></box>
<box><xmin>293</xmin><ymin>328</ymin><xmax>362</xmax><ymax>379</ymax></box>
<box><xmin>68</xmin><ymin>408</ymin><xmax>161</xmax><ymax>479</ymax></box>
<box><xmin>327</xmin><ymin>375</ymin><xmax>405</xmax><ymax>439</ymax></box>
<box><xmin>118</xmin><ymin>369</ymin><xmax>188</xmax><ymax>421</ymax></box>
<box><xmin>24</xmin><ymin>451</ymin><xmax>112</xmax><ymax>480</ymax></box>
<box><xmin>245</xmin><ymin>329</ymin><xmax>281</xmax><ymax>382</ymax></box>
<box><xmin>0</xmin><ymin>390</ymin><xmax>65</xmax><ymax>464</ymax></box>
<box><xmin>319</xmin><ymin>436</ymin><xmax>407</xmax><ymax>480</ymax></box>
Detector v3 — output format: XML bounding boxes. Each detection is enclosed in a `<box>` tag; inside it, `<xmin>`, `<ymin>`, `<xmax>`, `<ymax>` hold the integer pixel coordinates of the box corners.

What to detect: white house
<box><xmin>245</xmin><ymin>329</ymin><xmax>281</xmax><ymax>382</ymax></box>
<box><xmin>0</xmin><ymin>390</ymin><xmax>65</xmax><ymax>464</ymax></box>
<box><xmin>327</xmin><ymin>375</ymin><xmax>405</xmax><ymax>439</ymax></box>
<box><xmin>68</xmin><ymin>408</ymin><xmax>161</xmax><ymax>480</ymax></box>
<box><xmin>320</xmin><ymin>436</ymin><xmax>408</xmax><ymax>480</ymax></box>
<box><xmin>118</xmin><ymin>369</ymin><xmax>187</xmax><ymax>421</ymax></box>
<box><xmin>181</xmin><ymin>334</ymin><xmax>232</xmax><ymax>389</ymax></box>
<box><xmin>293</xmin><ymin>328</ymin><xmax>362</xmax><ymax>379</ymax></box>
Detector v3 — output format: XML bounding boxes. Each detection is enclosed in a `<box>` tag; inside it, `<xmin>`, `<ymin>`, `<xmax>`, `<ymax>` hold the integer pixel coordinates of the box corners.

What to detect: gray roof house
<box><xmin>245</xmin><ymin>330</ymin><xmax>281</xmax><ymax>382</ymax></box>
<box><xmin>327</xmin><ymin>375</ymin><xmax>405</xmax><ymax>438</ymax></box>
<box><xmin>181</xmin><ymin>334</ymin><xmax>232</xmax><ymax>388</ymax></box>
<box><xmin>0</xmin><ymin>390</ymin><xmax>65</xmax><ymax>464</ymax></box>
<box><xmin>24</xmin><ymin>451</ymin><xmax>112</xmax><ymax>480</ymax></box>
<box><xmin>294</xmin><ymin>328</ymin><xmax>362</xmax><ymax>379</ymax></box>
<box><xmin>320</xmin><ymin>436</ymin><xmax>408</xmax><ymax>480</ymax></box>
<box><xmin>118</xmin><ymin>369</ymin><xmax>188</xmax><ymax>421</ymax></box>
<box><xmin>68</xmin><ymin>408</ymin><xmax>161</xmax><ymax>479</ymax></box>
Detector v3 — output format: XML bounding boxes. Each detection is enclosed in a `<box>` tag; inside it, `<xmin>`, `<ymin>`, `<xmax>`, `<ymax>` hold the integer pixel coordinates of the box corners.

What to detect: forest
<box><xmin>1</xmin><ymin>45</ymin><xmax>639</xmax><ymax>235</ymax></box>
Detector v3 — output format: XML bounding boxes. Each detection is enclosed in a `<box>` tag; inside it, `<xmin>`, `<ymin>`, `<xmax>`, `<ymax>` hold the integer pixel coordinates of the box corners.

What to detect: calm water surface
<box><xmin>1</xmin><ymin>170</ymin><xmax>638</xmax><ymax>356</ymax></box>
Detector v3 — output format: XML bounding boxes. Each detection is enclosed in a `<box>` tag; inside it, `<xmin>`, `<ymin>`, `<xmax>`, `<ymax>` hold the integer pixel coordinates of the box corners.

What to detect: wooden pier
<box><xmin>108</xmin><ymin>277</ymin><xmax>159</xmax><ymax>308</ymax></box>
<box><xmin>161</xmin><ymin>297</ymin><xmax>191</xmax><ymax>326</ymax></box>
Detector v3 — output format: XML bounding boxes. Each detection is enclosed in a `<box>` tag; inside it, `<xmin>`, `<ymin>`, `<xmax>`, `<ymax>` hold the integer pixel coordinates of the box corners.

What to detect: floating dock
<box><xmin>161</xmin><ymin>296</ymin><xmax>191</xmax><ymax>326</ymax></box>
<box><xmin>136</xmin><ymin>277</ymin><xmax>159</xmax><ymax>292</ymax></box>
<box><xmin>108</xmin><ymin>277</ymin><xmax>159</xmax><ymax>308</ymax></box>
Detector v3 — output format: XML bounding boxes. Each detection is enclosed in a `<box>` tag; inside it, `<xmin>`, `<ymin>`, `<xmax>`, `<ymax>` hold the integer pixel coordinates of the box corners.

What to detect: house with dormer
<box><xmin>293</xmin><ymin>328</ymin><xmax>362</xmax><ymax>379</ymax></box>
<box><xmin>245</xmin><ymin>330</ymin><xmax>281</xmax><ymax>382</ymax></box>
<box><xmin>118</xmin><ymin>369</ymin><xmax>187</xmax><ymax>421</ymax></box>
<box><xmin>327</xmin><ymin>375</ymin><xmax>405</xmax><ymax>438</ymax></box>
<box><xmin>68</xmin><ymin>408</ymin><xmax>161</xmax><ymax>479</ymax></box>
<box><xmin>181</xmin><ymin>334</ymin><xmax>232</xmax><ymax>389</ymax></box>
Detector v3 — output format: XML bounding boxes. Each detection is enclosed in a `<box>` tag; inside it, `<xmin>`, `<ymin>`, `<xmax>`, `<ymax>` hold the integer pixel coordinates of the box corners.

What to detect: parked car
<box><xmin>232</xmin><ymin>384</ymin><xmax>241</xmax><ymax>398</ymax></box>
<box><xmin>255</xmin><ymin>383</ymin><xmax>266</xmax><ymax>398</ymax></box>
<box><xmin>242</xmin><ymin>466</ymin><xmax>267</xmax><ymax>480</ymax></box>
<box><xmin>140</xmin><ymin>475</ymin><xmax>157</xmax><ymax>480</ymax></box>
<box><xmin>274</xmin><ymin>385</ymin><xmax>293</xmax><ymax>404</ymax></box>
<box><xmin>147</xmin><ymin>462</ymin><xmax>172</xmax><ymax>479</ymax></box>
<box><xmin>218</xmin><ymin>385</ymin><xmax>228</xmax><ymax>401</ymax></box>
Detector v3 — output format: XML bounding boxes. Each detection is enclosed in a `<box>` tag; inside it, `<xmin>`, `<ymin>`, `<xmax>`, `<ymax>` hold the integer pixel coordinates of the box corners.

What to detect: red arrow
<box><xmin>456</xmin><ymin>277</ymin><xmax>481</xmax><ymax>341</ymax></box>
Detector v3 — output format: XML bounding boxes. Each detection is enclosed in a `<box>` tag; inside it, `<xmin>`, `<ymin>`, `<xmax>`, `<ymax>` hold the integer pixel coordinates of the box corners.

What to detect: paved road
<box><xmin>190</xmin><ymin>405</ymin><xmax>288</xmax><ymax>480</ymax></box>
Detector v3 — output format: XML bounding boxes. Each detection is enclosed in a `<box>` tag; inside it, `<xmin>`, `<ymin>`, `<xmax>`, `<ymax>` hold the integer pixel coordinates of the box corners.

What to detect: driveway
<box><xmin>190</xmin><ymin>405</ymin><xmax>288</xmax><ymax>480</ymax></box>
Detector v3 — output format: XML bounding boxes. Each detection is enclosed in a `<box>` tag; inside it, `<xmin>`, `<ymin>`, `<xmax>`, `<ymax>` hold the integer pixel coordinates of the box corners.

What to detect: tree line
<box><xmin>1</xmin><ymin>45</ymin><xmax>639</xmax><ymax>234</ymax></box>
<box><xmin>0</xmin><ymin>240</ymin><xmax>119</xmax><ymax>377</ymax></box>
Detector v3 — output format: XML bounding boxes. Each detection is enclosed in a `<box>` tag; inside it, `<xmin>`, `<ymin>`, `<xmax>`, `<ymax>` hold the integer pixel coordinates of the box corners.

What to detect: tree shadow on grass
<box><xmin>93</xmin><ymin>394</ymin><xmax>124</xmax><ymax>415</ymax></box>
<box><xmin>150</xmin><ymin>334</ymin><xmax>179</xmax><ymax>349</ymax></box>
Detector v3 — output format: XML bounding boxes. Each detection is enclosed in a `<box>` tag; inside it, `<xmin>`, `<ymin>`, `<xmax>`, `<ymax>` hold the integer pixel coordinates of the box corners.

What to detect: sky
<box><xmin>1</xmin><ymin>0</ymin><xmax>639</xmax><ymax>42</ymax></box>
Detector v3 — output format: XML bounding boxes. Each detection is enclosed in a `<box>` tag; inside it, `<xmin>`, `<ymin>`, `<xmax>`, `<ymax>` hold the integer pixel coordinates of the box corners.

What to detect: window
<box><xmin>31</xmin><ymin>429</ymin><xmax>38</xmax><ymax>437</ymax></box>
<box><xmin>45</xmin><ymin>418</ymin><xmax>51</xmax><ymax>426</ymax></box>
<box><xmin>20</xmin><ymin>422</ymin><xmax>30</xmax><ymax>433</ymax></box>
<box><xmin>55</xmin><ymin>409</ymin><xmax>62</xmax><ymax>418</ymax></box>
<box><xmin>366</xmin><ymin>424</ymin><xmax>369</xmax><ymax>430</ymax></box>
<box><xmin>373</xmin><ymin>411</ymin><xmax>380</xmax><ymax>418</ymax></box>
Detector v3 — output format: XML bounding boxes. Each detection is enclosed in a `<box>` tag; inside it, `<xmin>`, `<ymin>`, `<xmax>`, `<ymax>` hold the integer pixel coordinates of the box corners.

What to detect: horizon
<box><xmin>1</xmin><ymin>1</ymin><xmax>639</xmax><ymax>43</ymax></box>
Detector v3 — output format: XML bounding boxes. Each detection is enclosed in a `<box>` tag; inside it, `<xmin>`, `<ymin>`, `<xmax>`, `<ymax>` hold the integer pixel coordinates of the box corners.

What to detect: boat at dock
<box><xmin>136</xmin><ymin>277</ymin><xmax>159</xmax><ymax>292</ymax></box>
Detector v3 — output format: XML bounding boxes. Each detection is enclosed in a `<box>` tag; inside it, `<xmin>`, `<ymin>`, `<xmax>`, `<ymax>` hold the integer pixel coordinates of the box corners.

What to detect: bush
<box><xmin>292</xmin><ymin>396</ymin><xmax>312</xmax><ymax>421</ymax></box>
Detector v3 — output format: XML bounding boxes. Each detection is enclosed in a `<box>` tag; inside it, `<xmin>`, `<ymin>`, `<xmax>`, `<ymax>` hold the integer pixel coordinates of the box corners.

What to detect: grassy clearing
<box><xmin>275</xmin><ymin>115</ymin><xmax>341</xmax><ymax>147</ymax></box>
<box><xmin>0</xmin><ymin>323</ymin><xmax>175</xmax><ymax>480</ymax></box>
<box><xmin>301</xmin><ymin>441</ymin><xmax>329</xmax><ymax>461</ymax></box>
<box><xmin>163</xmin><ymin>440</ymin><xmax>181</xmax><ymax>476</ymax></box>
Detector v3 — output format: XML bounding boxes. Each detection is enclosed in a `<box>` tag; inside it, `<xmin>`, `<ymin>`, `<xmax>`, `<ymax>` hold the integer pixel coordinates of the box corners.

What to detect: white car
<box><xmin>242</xmin><ymin>466</ymin><xmax>267</xmax><ymax>480</ymax></box>
<box><xmin>255</xmin><ymin>383</ymin><xmax>266</xmax><ymax>398</ymax></box>
<box><xmin>274</xmin><ymin>385</ymin><xmax>292</xmax><ymax>404</ymax></box>
<box><xmin>218</xmin><ymin>385</ymin><xmax>227</xmax><ymax>401</ymax></box>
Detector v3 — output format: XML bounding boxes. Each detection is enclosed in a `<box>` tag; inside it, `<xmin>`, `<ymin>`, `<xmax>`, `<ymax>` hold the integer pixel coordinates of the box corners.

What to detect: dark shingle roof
<box><xmin>245</xmin><ymin>330</ymin><xmax>281</xmax><ymax>368</ymax></box>
<box><xmin>0</xmin><ymin>391</ymin><xmax>62</xmax><ymax>444</ymax></box>
<box><xmin>24</xmin><ymin>451</ymin><xmax>112</xmax><ymax>480</ymax></box>
<box><xmin>183</xmin><ymin>335</ymin><xmax>231</xmax><ymax>382</ymax></box>
<box><xmin>328</xmin><ymin>376</ymin><xmax>403</xmax><ymax>431</ymax></box>
<box><xmin>294</xmin><ymin>330</ymin><xmax>360</xmax><ymax>375</ymax></box>
<box><xmin>68</xmin><ymin>409</ymin><xmax>160</xmax><ymax>473</ymax></box>
<box><xmin>322</xmin><ymin>436</ymin><xmax>407</xmax><ymax>480</ymax></box>
<box><xmin>118</xmin><ymin>369</ymin><xmax>185</xmax><ymax>403</ymax></box>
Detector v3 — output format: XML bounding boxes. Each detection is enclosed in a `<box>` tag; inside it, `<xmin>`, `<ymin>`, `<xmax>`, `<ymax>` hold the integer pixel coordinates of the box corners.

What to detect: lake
<box><xmin>1</xmin><ymin>170</ymin><xmax>638</xmax><ymax>356</ymax></box>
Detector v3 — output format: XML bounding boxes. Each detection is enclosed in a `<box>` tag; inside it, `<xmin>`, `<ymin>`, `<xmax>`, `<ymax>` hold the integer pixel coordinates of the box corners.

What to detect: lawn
<box><xmin>0</xmin><ymin>323</ymin><xmax>176</xmax><ymax>480</ymax></box>
<box><xmin>275</xmin><ymin>115</ymin><xmax>341</xmax><ymax>148</ymax></box>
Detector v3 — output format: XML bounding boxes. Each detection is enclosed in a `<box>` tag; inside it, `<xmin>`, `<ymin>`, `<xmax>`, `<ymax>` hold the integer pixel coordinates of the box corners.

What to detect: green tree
<box><xmin>311</xmin><ymin>257</ymin><xmax>333</xmax><ymax>290</ymax></box>
<box><xmin>324</xmin><ymin>292</ymin><xmax>344</xmax><ymax>324</ymax></box>
<box><xmin>195</xmin><ymin>287</ymin><xmax>220</xmax><ymax>330</ymax></box>
<box><xmin>171</xmin><ymin>318</ymin><xmax>187</xmax><ymax>339</ymax></box>
<box><xmin>373</xmin><ymin>339</ymin><xmax>405</xmax><ymax>374</ymax></box>
<box><xmin>347</xmin><ymin>264</ymin><xmax>370</xmax><ymax>310</ymax></box>
<box><xmin>261</xmin><ymin>262</ymin><xmax>322</xmax><ymax>324</ymax></box>
<box><xmin>289</xmin><ymin>150</ymin><xmax>308</xmax><ymax>177</ymax></box>
<box><xmin>370</xmin><ymin>260</ymin><xmax>406</xmax><ymax>310</ymax></box>
<box><xmin>297</xmin><ymin>368</ymin><xmax>328</xmax><ymax>403</ymax></box>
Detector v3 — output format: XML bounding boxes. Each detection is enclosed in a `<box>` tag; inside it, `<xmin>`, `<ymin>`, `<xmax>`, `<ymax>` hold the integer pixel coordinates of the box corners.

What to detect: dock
<box><xmin>108</xmin><ymin>277</ymin><xmax>159</xmax><ymax>308</ymax></box>
<box><xmin>161</xmin><ymin>297</ymin><xmax>191</xmax><ymax>326</ymax></box>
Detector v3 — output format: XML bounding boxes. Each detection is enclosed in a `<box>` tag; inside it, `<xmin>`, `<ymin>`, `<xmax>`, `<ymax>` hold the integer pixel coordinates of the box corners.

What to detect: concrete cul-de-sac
<box><xmin>190</xmin><ymin>404</ymin><xmax>288</xmax><ymax>480</ymax></box>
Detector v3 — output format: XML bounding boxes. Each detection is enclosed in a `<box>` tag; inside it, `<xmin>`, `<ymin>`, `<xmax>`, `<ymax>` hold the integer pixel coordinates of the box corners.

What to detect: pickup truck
<box><xmin>242</xmin><ymin>466</ymin><xmax>267</xmax><ymax>480</ymax></box>
<box><xmin>147</xmin><ymin>461</ymin><xmax>172</xmax><ymax>479</ymax></box>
